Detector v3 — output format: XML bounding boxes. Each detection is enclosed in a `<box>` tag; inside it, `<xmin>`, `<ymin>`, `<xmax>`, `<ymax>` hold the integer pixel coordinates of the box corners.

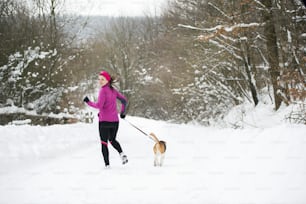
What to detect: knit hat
<box><xmin>99</xmin><ymin>71</ymin><xmax>111</xmax><ymax>82</ymax></box>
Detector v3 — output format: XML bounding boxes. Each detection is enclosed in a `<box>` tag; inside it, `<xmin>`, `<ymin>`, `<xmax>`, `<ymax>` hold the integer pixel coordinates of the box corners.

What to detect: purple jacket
<box><xmin>87</xmin><ymin>85</ymin><xmax>127</xmax><ymax>122</ymax></box>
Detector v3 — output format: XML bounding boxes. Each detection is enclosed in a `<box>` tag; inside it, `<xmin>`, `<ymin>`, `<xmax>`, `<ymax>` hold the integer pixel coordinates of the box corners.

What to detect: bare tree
<box><xmin>262</xmin><ymin>0</ymin><xmax>283</xmax><ymax>110</ymax></box>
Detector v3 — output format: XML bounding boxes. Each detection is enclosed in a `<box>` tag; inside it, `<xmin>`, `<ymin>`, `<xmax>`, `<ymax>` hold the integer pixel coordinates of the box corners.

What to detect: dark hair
<box><xmin>109</xmin><ymin>77</ymin><xmax>118</xmax><ymax>89</ymax></box>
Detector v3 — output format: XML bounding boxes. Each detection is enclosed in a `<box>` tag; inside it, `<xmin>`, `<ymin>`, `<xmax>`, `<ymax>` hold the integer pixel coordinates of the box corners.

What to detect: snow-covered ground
<box><xmin>0</xmin><ymin>103</ymin><xmax>306</xmax><ymax>204</ymax></box>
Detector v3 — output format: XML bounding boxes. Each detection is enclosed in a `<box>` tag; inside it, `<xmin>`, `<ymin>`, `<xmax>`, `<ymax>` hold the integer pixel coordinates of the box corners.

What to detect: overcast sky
<box><xmin>64</xmin><ymin>0</ymin><xmax>168</xmax><ymax>16</ymax></box>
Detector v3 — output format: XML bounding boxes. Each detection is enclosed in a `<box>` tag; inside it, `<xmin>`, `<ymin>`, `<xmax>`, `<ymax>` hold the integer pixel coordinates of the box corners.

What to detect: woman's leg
<box><xmin>109</xmin><ymin>122</ymin><xmax>128</xmax><ymax>164</ymax></box>
<box><xmin>109</xmin><ymin>122</ymin><xmax>123</xmax><ymax>154</ymax></box>
<box><xmin>99</xmin><ymin>122</ymin><xmax>110</xmax><ymax>166</ymax></box>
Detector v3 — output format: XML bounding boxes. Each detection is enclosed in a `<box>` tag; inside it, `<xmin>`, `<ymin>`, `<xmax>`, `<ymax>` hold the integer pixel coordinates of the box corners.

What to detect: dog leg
<box><xmin>157</xmin><ymin>153</ymin><xmax>163</xmax><ymax>166</ymax></box>
<box><xmin>160</xmin><ymin>153</ymin><xmax>165</xmax><ymax>166</ymax></box>
<box><xmin>154</xmin><ymin>154</ymin><xmax>158</xmax><ymax>166</ymax></box>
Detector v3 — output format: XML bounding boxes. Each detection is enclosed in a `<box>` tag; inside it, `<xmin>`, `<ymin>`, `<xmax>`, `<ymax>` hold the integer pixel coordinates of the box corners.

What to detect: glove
<box><xmin>120</xmin><ymin>113</ymin><xmax>126</xmax><ymax>119</ymax></box>
<box><xmin>83</xmin><ymin>96</ymin><xmax>89</xmax><ymax>103</ymax></box>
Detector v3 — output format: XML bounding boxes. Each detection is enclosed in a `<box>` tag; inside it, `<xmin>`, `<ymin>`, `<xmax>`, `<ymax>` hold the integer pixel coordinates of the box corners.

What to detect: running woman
<box><xmin>84</xmin><ymin>71</ymin><xmax>128</xmax><ymax>168</ymax></box>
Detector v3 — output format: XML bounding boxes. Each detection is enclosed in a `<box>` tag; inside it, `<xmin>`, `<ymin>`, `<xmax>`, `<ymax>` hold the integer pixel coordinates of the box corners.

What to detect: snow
<box><xmin>223</xmin><ymin>101</ymin><xmax>294</xmax><ymax>128</ymax></box>
<box><xmin>0</xmin><ymin>104</ymin><xmax>306</xmax><ymax>204</ymax></box>
<box><xmin>0</xmin><ymin>105</ymin><xmax>69</xmax><ymax>117</ymax></box>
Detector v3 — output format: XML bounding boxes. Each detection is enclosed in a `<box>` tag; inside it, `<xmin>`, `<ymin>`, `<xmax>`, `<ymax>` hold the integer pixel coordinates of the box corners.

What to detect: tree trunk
<box><xmin>262</xmin><ymin>0</ymin><xmax>283</xmax><ymax>110</ymax></box>
<box><xmin>239</xmin><ymin>1</ymin><xmax>259</xmax><ymax>106</ymax></box>
<box><xmin>50</xmin><ymin>0</ymin><xmax>57</xmax><ymax>49</ymax></box>
<box><xmin>243</xmin><ymin>41</ymin><xmax>259</xmax><ymax>106</ymax></box>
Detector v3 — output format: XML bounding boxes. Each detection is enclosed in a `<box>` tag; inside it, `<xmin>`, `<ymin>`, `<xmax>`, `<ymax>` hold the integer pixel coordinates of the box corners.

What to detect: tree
<box><xmin>160</xmin><ymin>0</ymin><xmax>262</xmax><ymax>123</ymax></box>
<box><xmin>272</xmin><ymin>0</ymin><xmax>306</xmax><ymax>105</ymax></box>
<box><xmin>173</xmin><ymin>0</ymin><xmax>305</xmax><ymax>112</ymax></box>
<box><xmin>0</xmin><ymin>0</ymin><xmax>91</xmax><ymax>115</ymax></box>
<box><xmin>89</xmin><ymin>16</ymin><xmax>166</xmax><ymax>118</ymax></box>
<box><xmin>262</xmin><ymin>0</ymin><xmax>283</xmax><ymax>110</ymax></box>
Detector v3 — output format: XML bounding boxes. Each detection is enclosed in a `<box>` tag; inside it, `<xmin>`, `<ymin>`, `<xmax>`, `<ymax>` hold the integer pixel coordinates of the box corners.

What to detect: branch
<box><xmin>250</xmin><ymin>0</ymin><xmax>269</xmax><ymax>11</ymax></box>
<box><xmin>179</xmin><ymin>22</ymin><xmax>261</xmax><ymax>33</ymax></box>
<box><xmin>196</xmin><ymin>23</ymin><xmax>263</xmax><ymax>41</ymax></box>
<box><xmin>178</xmin><ymin>24</ymin><xmax>222</xmax><ymax>32</ymax></box>
<box><xmin>207</xmin><ymin>2</ymin><xmax>233</xmax><ymax>21</ymax></box>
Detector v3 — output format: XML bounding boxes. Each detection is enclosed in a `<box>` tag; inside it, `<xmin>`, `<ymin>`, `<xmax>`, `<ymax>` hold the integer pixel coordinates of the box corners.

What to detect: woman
<box><xmin>83</xmin><ymin>71</ymin><xmax>128</xmax><ymax>168</ymax></box>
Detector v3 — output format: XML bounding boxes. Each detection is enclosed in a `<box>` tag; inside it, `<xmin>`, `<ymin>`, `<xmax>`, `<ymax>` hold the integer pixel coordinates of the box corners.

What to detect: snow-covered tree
<box><xmin>169</xmin><ymin>0</ymin><xmax>305</xmax><ymax>116</ymax></box>
<box><xmin>0</xmin><ymin>0</ymin><xmax>93</xmax><ymax>116</ymax></box>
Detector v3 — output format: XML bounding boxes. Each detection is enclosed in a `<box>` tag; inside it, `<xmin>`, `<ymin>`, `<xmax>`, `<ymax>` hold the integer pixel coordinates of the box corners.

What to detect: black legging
<box><xmin>99</xmin><ymin>121</ymin><xmax>123</xmax><ymax>165</ymax></box>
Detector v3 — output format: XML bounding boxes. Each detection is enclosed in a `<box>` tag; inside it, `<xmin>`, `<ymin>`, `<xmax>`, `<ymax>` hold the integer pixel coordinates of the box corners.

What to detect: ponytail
<box><xmin>109</xmin><ymin>76</ymin><xmax>119</xmax><ymax>89</ymax></box>
<box><xmin>109</xmin><ymin>77</ymin><xmax>114</xmax><ymax>89</ymax></box>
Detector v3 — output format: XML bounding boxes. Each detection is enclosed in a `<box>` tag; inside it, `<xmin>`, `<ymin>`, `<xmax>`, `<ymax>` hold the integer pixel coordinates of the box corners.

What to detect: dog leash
<box><xmin>123</xmin><ymin>119</ymin><xmax>155</xmax><ymax>142</ymax></box>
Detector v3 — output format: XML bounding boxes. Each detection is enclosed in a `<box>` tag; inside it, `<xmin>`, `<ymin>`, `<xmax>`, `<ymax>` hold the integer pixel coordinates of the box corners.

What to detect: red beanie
<box><xmin>99</xmin><ymin>71</ymin><xmax>111</xmax><ymax>82</ymax></box>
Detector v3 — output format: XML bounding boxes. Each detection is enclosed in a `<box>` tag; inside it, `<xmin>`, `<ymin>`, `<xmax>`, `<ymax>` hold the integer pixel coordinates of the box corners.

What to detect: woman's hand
<box><xmin>120</xmin><ymin>113</ymin><xmax>126</xmax><ymax>119</ymax></box>
<box><xmin>83</xmin><ymin>96</ymin><xmax>90</xmax><ymax>103</ymax></box>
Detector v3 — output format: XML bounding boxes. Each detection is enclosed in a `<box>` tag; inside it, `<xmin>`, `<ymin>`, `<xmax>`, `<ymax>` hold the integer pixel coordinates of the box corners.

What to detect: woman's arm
<box><xmin>87</xmin><ymin>89</ymin><xmax>105</xmax><ymax>109</ymax></box>
<box><xmin>116</xmin><ymin>91</ymin><xmax>128</xmax><ymax>115</ymax></box>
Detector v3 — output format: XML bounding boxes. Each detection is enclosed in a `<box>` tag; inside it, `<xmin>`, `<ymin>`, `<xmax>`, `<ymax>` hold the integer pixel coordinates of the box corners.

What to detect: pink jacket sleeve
<box><xmin>87</xmin><ymin>89</ymin><xmax>105</xmax><ymax>109</ymax></box>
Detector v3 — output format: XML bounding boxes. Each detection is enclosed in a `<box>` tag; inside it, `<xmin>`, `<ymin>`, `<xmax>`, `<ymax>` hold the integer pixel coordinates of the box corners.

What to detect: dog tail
<box><xmin>149</xmin><ymin>132</ymin><xmax>159</xmax><ymax>143</ymax></box>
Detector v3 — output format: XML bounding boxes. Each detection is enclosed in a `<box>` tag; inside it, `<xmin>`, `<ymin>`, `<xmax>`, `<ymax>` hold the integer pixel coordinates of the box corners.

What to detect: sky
<box><xmin>64</xmin><ymin>0</ymin><xmax>168</xmax><ymax>16</ymax></box>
